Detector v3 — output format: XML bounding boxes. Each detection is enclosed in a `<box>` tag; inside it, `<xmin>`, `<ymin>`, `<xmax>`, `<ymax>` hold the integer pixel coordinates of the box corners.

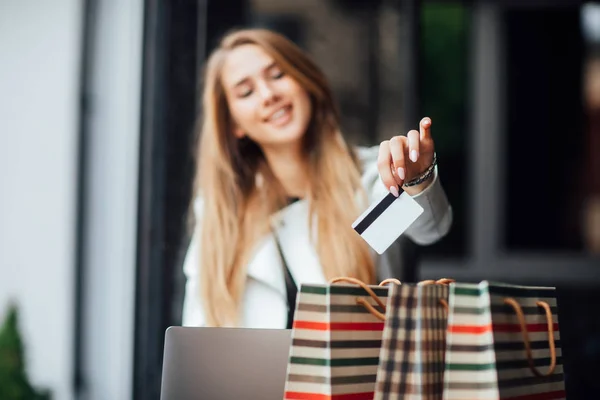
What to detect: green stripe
<box><xmin>446</xmin><ymin>363</ymin><xmax>497</xmax><ymax>371</ymax></box>
<box><xmin>332</xmin><ymin>375</ymin><xmax>378</xmax><ymax>385</ymax></box>
<box><xmin>488</xmin><ymin>283</ymin><xmax>556</xmax><ymax>298</ymax></box>
<box><xmin>287</xmin><ymin>374</ymin><xmax>378</xmax><ymax>385</ymax></box>
<box><xmin>329</xmin><ymin>285</ymin><xmax>389</xmax><ymax>297</ymax></box>
<box><xmin>299</xmin><ymin>285</ymin><xmax>389</xmax><ymax>297</ymax></box>
<box><xmin>297</xmin><ymin>304</ymin><xmax>385</xmax><ymax>314</ymax></box>
<box><xmin>453</xmin><ymin>283</ymin><xmax>556</xmax><ymax>300</ymax></box>
<box><xmin>331</xmin><ymin>304</ymin><xmax>385</xmax><ymax>313</ymax></box>
<box><xmin>290</xmin><ymin>356</ymin><xmax>380</xmax><ymax>367</ymax></box>
<box><xmin>300</xmin><ymin>285</ymin><xmax>327</xmax><ymax>295</ymax></box>
<box><xmin>292</xmin><ymin>339</ymin><xmax>382</xmax><ymax>349</ymax></box>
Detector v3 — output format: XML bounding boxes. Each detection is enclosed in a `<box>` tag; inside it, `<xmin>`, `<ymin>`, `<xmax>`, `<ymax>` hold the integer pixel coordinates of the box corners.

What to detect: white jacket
<box><xmin>181</xmin><ymin>146</ymin><xmax>453</xmax><ymax>328</ymax></box>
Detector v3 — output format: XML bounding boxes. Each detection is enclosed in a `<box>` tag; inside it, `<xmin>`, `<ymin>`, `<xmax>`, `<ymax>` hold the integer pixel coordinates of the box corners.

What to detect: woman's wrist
<box><xmin>403</xmin><ymin>174</ymin><xmax>434</xmax><ymax>196</ymax></box>
<box><xmin>402</xmin><ymin>152</ymin><xmax>437</xmax><ymax>196</ymax></box>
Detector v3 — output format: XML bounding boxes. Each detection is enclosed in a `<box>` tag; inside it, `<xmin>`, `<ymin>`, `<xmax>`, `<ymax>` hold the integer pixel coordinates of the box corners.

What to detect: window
<box><xmin>502</xmin><ymin>5</ymin><xmax>600</xmax><ymax>255</ymax></box>
<box><xmin>420</xmin><ymin>2</ymin><xmax>470</xmax><ymax>258</ymax></box>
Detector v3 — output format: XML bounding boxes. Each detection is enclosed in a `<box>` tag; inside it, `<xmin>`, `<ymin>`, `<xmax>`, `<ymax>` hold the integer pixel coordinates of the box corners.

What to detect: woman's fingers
<box><xmin>379</xmin><ymin>118</ymin><xmax>434</xmax><ymax>198</ymax></box>
<box><xmin>389</xmin><ymin>136</ymin><xmax>406</xmax><ymax>184</ymax></box>
<box><xmin>420</xmin><ymin>117</ymin><xmax>432</xmax><ymax>141</ymax></box>
<box><xmin>377</xmin><ymin>140</ymin><xmax>399</xmax><ymax>197</ymax></box>
<box><xmin>407</xmin><ymin>130</ymin><xmax>420</xmax><ymax>163</ymax></box>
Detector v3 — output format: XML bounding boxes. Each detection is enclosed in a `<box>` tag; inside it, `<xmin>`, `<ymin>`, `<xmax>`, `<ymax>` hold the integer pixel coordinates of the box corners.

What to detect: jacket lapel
<box><xmin>245</xmin><ymin>234</ymin><xmax>287</xmax><ymax>299</ymax></box>
<box><xmin>245</xmin><ymin>200</ymin><xmax>326</xmax><ymax>297</ymax></box>
<box><xmin>271</xmin><ymin>200</ymin><xmax>326</xmax><ymax>287</ymax></box>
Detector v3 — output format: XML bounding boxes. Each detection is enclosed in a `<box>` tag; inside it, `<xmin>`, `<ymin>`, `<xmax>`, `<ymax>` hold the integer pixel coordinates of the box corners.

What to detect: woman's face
<box><xmin>221</xmin><ymin>44</ymin><xmax>312</xmax><ymax>152</ymax></box>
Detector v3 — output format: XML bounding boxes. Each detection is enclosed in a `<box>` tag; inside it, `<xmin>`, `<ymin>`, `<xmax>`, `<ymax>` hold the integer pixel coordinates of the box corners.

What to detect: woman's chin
<box><xmin>266</xmin><ymin>125</ymin><xmax>306</xmax><ymax>147</ymax></box>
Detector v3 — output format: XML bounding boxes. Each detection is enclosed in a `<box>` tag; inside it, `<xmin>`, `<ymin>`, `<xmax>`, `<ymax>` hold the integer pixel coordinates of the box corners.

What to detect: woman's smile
<box><xmin>264</xmin><ymin>103</ymin><xmax>293</xmax><ymax>127</ymax></box>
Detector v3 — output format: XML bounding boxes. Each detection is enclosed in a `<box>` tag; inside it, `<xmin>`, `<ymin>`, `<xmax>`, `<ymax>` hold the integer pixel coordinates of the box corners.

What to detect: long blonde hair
<box><xmin>194</xmin><ymin>28</ymin><xmax>374</xmax><ymax>326</ymax></box>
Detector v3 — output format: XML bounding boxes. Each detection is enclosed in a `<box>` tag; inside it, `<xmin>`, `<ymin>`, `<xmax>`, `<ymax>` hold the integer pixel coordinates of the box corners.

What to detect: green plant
<box><xmin>0</xmin><ymin>303</ymin><xmax>51</xmax><ymax>400</ymax></box>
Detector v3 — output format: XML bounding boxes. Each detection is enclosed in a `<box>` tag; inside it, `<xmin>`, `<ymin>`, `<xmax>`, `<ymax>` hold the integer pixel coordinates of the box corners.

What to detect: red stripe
<box><xmin>330</xmin><ymin>322</ymin><xmax>384</xmax><ymax>331</ymax></box>
<box><xmin>292</xmin><ymin>321</ymin><xmax>329</xmax><ymax>330</ymax></box>
<box><xmin>285</xmin><ymin>392</ymin><xmax>327</xmax><ymax>400</ymax></box>
<box><xmin>493</xmin><ymin>323</ymin><xmax>560</xmax><ymax>333</ymax></box>
<box><xmin>292</xmin><ymin>321</ymin><xmax>384</xmax><ymax>331</ymax></box>
<box><xmin>284</xmin><ymin>392</ymin><xmax>375</xmax><ymax>400</ymax></box>
<box><xmin>504</xmin><ymin>389</ymin><xmax>566</xmax><ymax>400</ymax></box>
<box><xmin>448</xmin><ymin>324</ymin><xmax>493</xmax><ymax>334</ymax></box>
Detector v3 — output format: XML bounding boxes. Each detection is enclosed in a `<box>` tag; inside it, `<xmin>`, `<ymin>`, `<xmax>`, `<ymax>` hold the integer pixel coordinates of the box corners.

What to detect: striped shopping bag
<box><xmin>443</xmin><ymin>281</ymin><xmax>565</xmax><ymax>400</ymax></box>
<box><xmin>374</xmin><ymin>279</ymin><xmax>451</xmax><ymax>400</ymax></box>
<box><xmin>283</xmin><ymin>277</ymin><xmax>392</xmax><ymax>400</ymax></box>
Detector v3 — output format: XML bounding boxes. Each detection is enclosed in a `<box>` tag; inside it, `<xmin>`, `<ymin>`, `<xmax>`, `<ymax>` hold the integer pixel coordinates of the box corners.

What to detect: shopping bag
<box><xmin>443</xmin><ymin>281</ymin><xmax>565</xmax><ymax>400</ymax></box>
<box><xmin>283</xmin><ymin>277</ymin><xmax>393</xmax><ymax>400</ymax></box>
<box><xmin>374</xmin><ymin>279</ymin><xmax>451</xmax><ymax>400</ymax></box>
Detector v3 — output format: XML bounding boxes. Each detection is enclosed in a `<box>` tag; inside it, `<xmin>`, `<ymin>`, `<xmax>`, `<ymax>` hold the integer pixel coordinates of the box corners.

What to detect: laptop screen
<box><xmin>160</xmin><ymin>327</ymin><xmax>292</xmax><ymax>400</ymax></box>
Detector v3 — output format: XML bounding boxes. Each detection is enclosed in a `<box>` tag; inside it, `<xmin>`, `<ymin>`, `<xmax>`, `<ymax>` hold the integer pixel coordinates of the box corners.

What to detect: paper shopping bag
<box><xmin>443</xmin><ymin>281</ymin><xmax>565</xmax><ymax>400</ymax></box>
<box><xmin>374</xmin><ymin>280</ymin><xmax>450</xmax><ymax>400</ymax></box>
<box><xmin>283</xmin><ymin>277</ymin><xmax>392</xmax><ymax>400</ymax></box>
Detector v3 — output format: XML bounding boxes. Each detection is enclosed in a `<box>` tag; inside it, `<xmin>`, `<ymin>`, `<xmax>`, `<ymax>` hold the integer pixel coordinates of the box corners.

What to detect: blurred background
<box><xmin>1</xmin><ymin>0</ymin><xmax>599</xmax><ymax>399</ymax></box>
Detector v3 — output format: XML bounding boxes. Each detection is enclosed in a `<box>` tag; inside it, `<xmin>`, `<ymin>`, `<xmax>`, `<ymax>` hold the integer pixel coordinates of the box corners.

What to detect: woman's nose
<box><xmin>256</xmin><ymin>80</ymin><xmax>277</xmax><ymax>104</ymax></box>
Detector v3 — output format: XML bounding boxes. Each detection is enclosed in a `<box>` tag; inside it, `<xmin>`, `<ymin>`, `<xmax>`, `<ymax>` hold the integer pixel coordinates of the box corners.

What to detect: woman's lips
<box><xmin>265</xmin><ymin>104</ymin><xmax>293</xmax><ymax>127</ymax></box>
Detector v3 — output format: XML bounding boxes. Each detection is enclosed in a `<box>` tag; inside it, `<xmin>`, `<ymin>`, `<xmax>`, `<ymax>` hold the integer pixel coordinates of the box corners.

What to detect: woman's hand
<box><xmin>377</xmin><ymin>117</ymin><xmax>435</xmax><ymax>197</ymax></box>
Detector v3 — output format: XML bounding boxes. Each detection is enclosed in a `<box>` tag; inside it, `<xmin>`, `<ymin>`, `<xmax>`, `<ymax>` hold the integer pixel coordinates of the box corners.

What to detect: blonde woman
<box><xmin>182</xmin><ymin>28</ymin><xmax>452</xmax><ymax>329</ymax></box>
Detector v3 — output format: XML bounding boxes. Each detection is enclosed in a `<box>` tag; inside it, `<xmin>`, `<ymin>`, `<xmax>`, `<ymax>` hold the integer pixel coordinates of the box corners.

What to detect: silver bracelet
<box><xmin>402</xmin><ymin>153</ymin><xmax>437</xmax><ymax>187</ymax></box>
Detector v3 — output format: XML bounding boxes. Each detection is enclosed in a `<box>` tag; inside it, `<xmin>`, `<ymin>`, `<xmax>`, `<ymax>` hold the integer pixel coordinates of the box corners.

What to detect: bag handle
<box><xmin>329</xmin><ymin>277</ymin><xmax>400</xmax><ymax>321</ymax></box>
<box><xmin>417</xmin><ymin>278</ymin><xmax>455</xmax><ymax>286</ymax></box>
<box><xmin>503</xmin><ymin>298</ymin><xmax>557</xmax><ymax>377</ymax></box>
<box><xmin>329</xmin><ymin>277</ymin><xmax>452</xmax><ymax>321</ymax></box>
<box><xmin>417</xmin><ymin>278</ymin><xmax>455</xmax><ymax>311</ymax></box>
<box><xmin>379</xmin><ymin>278</ymin><xmax>402</xmax><ymax>286</ymax></box>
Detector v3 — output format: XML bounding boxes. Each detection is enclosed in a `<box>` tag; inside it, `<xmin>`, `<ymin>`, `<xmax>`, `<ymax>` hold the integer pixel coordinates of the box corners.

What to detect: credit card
<box><xmin>352</xmin><ymin>189</ymin><xmax>424</xmax><ymax>254</ymax></box>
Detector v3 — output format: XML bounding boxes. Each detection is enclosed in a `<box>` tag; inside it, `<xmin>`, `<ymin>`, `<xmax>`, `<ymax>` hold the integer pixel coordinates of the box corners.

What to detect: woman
<box><xmin>182</xmin><ymin>28</ymin><xmax>452</xmax><ymax>329</ymax></box>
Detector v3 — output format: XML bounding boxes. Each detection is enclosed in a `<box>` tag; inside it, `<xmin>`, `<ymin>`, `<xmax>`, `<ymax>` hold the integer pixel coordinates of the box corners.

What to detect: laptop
<box><xmin>160</xmin><ymin>327</ymin><xmax>293</xmax><ymax>400</ymax></box>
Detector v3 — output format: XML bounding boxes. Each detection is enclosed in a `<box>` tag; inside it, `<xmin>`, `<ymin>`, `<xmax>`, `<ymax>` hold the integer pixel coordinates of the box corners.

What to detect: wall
<box><xmin>0</xmin><ymin>1</ymin><xmax>82</xmax><ymax>399</ymax></box>
<box><xmin>80</xmin><ymin>0</ymin><xmax>143</xmax><ymax>399</ymax></box>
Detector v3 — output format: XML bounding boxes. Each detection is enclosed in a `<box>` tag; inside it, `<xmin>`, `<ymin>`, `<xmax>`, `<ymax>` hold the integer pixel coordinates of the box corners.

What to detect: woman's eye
<box><xmin>271</xmin><ymin>70</ymin><xmax>284</xmax><ymax>79</ymax></box>
<box><xmin>238</xmin><ymin>88</ymin><xmax>253</xmax><ymax>98</ymax></box>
